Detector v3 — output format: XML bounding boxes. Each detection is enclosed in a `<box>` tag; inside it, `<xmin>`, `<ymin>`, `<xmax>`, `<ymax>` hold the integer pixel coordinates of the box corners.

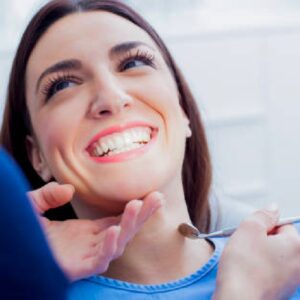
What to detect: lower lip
<box><xmin>88</xmin><ymin>130</ymin><xmax>158</xmax><ymax>163</ymax></box>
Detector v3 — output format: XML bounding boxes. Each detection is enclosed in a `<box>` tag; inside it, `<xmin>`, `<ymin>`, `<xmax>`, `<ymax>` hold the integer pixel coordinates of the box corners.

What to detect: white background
<box><xmin>1</xmin><ymin>0</ymin><xmax>300</xmax><ymax>216</ymax></box>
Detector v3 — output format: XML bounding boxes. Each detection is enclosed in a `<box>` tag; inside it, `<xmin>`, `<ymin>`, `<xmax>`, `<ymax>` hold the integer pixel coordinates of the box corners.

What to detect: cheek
<box><xmin>138</xmin><ymin>73</ymin><xmax>181</xmax><ymax>117</ymax></box>
<box><xmin>34</xmin><ymin>104</ymin><xmax>81</xmax><ymax>152</ymax></box>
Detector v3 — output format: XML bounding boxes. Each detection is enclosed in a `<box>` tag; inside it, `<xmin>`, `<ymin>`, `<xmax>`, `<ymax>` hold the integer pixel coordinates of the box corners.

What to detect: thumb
<box><xmin>27</xmin><ymin>182</ymin><xmax>75</xmax><ymax>214</ymax></box>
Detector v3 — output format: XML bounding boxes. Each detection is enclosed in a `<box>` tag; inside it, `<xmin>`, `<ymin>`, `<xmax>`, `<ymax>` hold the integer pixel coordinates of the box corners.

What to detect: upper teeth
<box><xmin>91</xmin><ymin>127</ymin><xmax>152</xmax><ymax>157</ymax></box>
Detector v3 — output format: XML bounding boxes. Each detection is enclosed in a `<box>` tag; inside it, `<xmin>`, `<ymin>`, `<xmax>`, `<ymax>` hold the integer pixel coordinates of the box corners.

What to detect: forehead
<box><xmin>27</xmin><ymin>11</ymin><xmax>158</xmax><ymax>75</ymax></box>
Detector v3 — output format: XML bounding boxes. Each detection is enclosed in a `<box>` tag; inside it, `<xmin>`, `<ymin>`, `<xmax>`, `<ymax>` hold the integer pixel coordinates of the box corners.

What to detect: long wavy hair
<box><xmin>0</xmin><ymin>0</ymin><xmax>212</xmax><ymax>232</ymax></box>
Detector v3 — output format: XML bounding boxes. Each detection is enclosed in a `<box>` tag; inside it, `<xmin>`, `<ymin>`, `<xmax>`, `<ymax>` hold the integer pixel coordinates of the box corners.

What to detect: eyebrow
<box><xmin>35</xmin><ymin>41</ymin><xmax>154</xmax><ymax>94</ymax></box>
<box><xmin>35</xmin><ymin>59</ymin><xmax>82</xmax><ymax>94</ymax></box>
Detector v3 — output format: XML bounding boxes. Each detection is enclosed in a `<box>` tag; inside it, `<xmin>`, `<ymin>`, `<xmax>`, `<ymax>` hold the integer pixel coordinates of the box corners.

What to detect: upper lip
<box><xmin>86</xmin><ymin>121</ymin><xmax>157</xmax><ymax>150</ymax></box>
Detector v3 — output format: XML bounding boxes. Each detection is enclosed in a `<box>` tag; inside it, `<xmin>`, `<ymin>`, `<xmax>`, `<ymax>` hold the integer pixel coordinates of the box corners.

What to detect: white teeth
<box><xmin>142</xmin><ymin>131</ymin><xmax>150</xmax><ymax>142</ymax></box>
<box><xmin>107</xmin><ymin>139</ymin><xmax>114</xmax><ymax>151</ymax></box>
<box><xmin>96</xmin><ymin>145</ymin><xmax>103</xmax><ymax>156</ymax></box>
<box><xmin>106</xmin><ymin>142</ymin><xmax>142</xmax><ymax>156</ymax></box>
<box><xmin>124</xmin><ymin>131</ymin><xmax>131</xmax><ymax>145</ymax></box>
<box><xmin>92</xmin><ymin>147</ymin><xmax>100</xmax><ymax>157</ymax></box>
<box><xmin>134</xmin><ymin>131</ymin><xmax>140</xmax><ymax>140</ymax></box>
<box><xmin>100</xmin><ymin>142</ymin><xmax>108</xmax><ymax>153</ymax></box>
<box><xmin>114</xmin><ymin>135</ymin><xmax>124</xmax><ymax>149</ymax></box>
<box><xmin>91</xmin><ymin>126</ymin><xmax>152</xmax><ymax>157</ymax></box>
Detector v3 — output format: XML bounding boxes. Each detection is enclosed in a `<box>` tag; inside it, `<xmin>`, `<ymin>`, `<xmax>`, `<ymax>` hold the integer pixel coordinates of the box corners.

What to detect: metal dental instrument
<box><xmin>178</xmin><ymin>216</ymin><xmax>300</xmax><ymax>239</ymax></box>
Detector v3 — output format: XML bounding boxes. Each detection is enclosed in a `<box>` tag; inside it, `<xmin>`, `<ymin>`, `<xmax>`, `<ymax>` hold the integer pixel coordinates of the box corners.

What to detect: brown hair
<box><xmin>0</xmin><ymin>0</ymin><xmax>212</xmax><ymax>232</ymax></box>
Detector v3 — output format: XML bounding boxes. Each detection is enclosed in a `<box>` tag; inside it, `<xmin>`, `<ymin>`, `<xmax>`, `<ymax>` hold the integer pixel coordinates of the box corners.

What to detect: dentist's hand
<box><xmin>212</xmin><ymin>207</ymin><xmax>300</xmax><ymax>300</ymax></box>
<box><xmin>28</xmin><ymin>182</ymin><xmax>162</xmax><ymax>282</ymax></box>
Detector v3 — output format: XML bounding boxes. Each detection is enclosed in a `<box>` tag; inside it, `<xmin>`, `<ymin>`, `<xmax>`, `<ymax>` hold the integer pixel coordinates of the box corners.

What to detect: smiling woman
<box><xmin>1</xmin><ymin>0</ymin><xmax>211</xmax><ymax>229</ymax></box>
<box><xmin>23</xmin><ymin>9</ymin><xmax>204</xmax><ymax>220</ymax></box>
<box><xmin>1</xmin><ymin>0</ymin><xmax>300</xmax><ymax>300</ymax></box>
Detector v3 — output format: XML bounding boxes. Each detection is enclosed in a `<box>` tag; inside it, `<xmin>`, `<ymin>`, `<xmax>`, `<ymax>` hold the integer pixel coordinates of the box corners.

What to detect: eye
<box><xmin>49</xmin><ymin>80</ymin><xmax>75</xmax><ymax>97</ymax></box>
<box><xmin>42</xmin><ymin>74</ymin><xmax>80</xmax><ymax>101</ymax></box>
<box><xmin>122</xmin><ymin>59</ymin><xmax>147</xmax><ymax>70</ymax></box>
<box><xmin>119</xmin><ymin>50</ymin><xmax>156</xmax><ymax>72</ymax></box>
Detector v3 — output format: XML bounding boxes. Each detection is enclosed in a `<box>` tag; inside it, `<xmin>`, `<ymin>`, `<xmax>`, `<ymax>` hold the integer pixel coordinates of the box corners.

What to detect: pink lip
<box><xmin>86</xmin><ymin>121</ymin><xmax>158</xmax><ymax>163</ymax></box>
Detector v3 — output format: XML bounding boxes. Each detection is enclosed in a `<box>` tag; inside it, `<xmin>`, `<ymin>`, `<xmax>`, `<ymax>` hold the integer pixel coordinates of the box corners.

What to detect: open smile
<box><xmin>86</xmin><ymin>122</ymin><xmax>158</xmax><ymax>163</ymax></box>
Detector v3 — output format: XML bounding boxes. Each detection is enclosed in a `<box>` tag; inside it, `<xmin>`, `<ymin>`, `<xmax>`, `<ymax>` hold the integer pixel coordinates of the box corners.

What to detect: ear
<box><xmin>26</xmin><ymin>136</ymin><xmax>52</xmax><ymax>182</ymax></box>
<box><xmin>183</xmin><ymin>116</ymin><xmax>192</xmax><ymax>138</ymax></box>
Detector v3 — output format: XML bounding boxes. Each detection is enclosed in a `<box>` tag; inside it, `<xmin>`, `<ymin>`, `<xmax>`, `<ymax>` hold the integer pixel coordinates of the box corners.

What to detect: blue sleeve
<box><xmin>0</xmin><ymin>148</ymin><xmax>69</xmax><ymax>299</ymax></box>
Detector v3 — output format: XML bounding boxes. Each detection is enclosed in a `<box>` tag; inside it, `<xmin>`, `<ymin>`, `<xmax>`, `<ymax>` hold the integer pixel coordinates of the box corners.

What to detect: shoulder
<box><xmin>209</xmin><ymin>189</ymin><xmax>256</xmax><ymax>232</ymax></box>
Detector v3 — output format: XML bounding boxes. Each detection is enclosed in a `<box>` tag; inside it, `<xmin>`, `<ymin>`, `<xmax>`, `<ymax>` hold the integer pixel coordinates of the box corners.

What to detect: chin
<box><xmin>91</xmin><ymin>175</ymin><xmax>164</xmax><ymax>204</ymax></box>
<box><xmin>111</xmin><ymin>181</ymin><xmax>158</xmax><ymax>201</ymax></box>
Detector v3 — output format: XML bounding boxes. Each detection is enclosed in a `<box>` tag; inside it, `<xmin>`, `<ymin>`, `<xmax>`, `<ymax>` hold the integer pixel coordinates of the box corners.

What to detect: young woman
<box><xmin>1</xmin><ymin>0</ymin><xmax>300</xmax><ymax>299</ymax></box>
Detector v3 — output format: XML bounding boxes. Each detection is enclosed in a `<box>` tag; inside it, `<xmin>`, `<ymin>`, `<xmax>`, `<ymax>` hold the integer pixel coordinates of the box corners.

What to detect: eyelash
<box><xmin>41</xmin><ymin>72</ymin><xmax>80</xmax><ymax>100</ymax></box>
<box><xmin>41</xmin><ymin>49</ymin><xmax>156</xmax><ymax>101</ymax></box>
<box><xmin>118</xmin><ymin>49</ymin><xmax>156</xmax><ymax>71</ymax></box>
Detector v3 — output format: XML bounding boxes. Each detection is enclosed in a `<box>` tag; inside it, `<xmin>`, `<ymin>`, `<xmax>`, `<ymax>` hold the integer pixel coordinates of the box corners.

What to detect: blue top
<box><xmin>68</xmin><ymin>224</ymin><xmax>300</xmax><ymax>300</ymax></box>
<box><xmin>0</xmin><ymin>149</ymin><xmax>68</xmax><ymax>300</ymax></box>
<box><xmin>68</xmin><ymin>238</ymin><xmax>222</xmax><ymax>299</ymax></box>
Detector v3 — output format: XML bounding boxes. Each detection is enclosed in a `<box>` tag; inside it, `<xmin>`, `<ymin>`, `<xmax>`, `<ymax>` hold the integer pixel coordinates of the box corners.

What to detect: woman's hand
<box><xmin>27</xmin><ymin>182</ymin><xmax>162</xmax><ymax>282</ymax></box>
<box><xmin>213</xmin><ymin>207</ymin><xmax>300</xmax><ymax>300</ymax></box>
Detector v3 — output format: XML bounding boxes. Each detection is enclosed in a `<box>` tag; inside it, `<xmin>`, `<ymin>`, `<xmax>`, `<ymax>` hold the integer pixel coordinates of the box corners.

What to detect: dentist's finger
<box><xmin>237</xmin><ymin>207</ymin><xmax>280</xmax><ymax>239</ymax></box>
<box><xmin>115</xmin><ymin>194</ymin><xmax>162</xmax><ymax>257</ymax></box>
<box><xmin>72</xmin><ymin>225</ymin><xmax>121</xmax><ymax>280</ymax></box>
<box><xmin>93</xmin><ymin>216</ymin><xmax>121</xmax><ymax>232</ymax></box>
<box><xmin>135</xmin><ymin>191</ymin><xmax>163</xmax><ymax>226</ymax></box>
<box><xmin>28</xmin><ymin>182</ymin><xmax>75</xmax><ymax>214</ymax></box>
<box><xmin>114</xmin><ymin>200</ymin><xmax>143</xmax><ymax>257</ymax></box>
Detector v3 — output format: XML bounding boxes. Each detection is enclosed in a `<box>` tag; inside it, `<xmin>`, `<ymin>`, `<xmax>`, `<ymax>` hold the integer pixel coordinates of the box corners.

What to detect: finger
<box><xmin>135</xmin><ymin>191</ymin><xmax>163</xmax><ymax>226</ymax></box>
<box><xmin>101</xmin><ymin>225</ymin><xmax>120</xmax><ymax>259</ymax></box>
<box><xmin>115</xmin><ymin>200</ymin><xmax>143</xmax><ymax>255</ymax></box>
<box><xmin>115</xmin><ymin>193</ymin><xmax>163</xmax><ymax>253</ymax></box>
<box><xmin>28</xmin><ymin>182</ymin><xmax>75</xmax><ymax>213</ymax></box>
<box><xmin>119</xmin><ymin>200</ymin><xmax>143</xmax><ymax>237</ymax></box>
<box><xmin>239</xmin><ymin>206</ymin><xmax>280</xmax><ymax>236</ymax></box>
<box><xmin>93</xmin><ymin>216</ymin><xmax>121</xmax><ymax>232</ymax></box>
<box><xmin>93</xmin><ymin>225</ymin><xmax>120</xmax><ymax>274</ymax></box>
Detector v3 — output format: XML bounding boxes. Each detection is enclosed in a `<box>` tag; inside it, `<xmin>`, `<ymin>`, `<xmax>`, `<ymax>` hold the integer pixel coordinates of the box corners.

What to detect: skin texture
<box><xmin>25</xmin><ymin>11</ymin><xmax>213</xmax><ymax>285</ymax></box>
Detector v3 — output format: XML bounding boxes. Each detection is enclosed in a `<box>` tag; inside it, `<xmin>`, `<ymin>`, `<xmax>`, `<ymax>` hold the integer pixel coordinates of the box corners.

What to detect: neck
<box><xmin>76</xmin><ymin>174</ymin><xmax>213</xmax><ymax>284</ymax></box>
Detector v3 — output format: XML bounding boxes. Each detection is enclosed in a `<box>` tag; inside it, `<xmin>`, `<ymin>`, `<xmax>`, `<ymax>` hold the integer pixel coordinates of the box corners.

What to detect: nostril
<box><xmin>99</xmin><ymin>110</ymin><xmax>111</xmax><ymax>116</ymax></box>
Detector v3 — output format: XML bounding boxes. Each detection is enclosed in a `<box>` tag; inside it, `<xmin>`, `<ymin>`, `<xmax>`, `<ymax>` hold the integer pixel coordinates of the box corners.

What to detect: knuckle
<box><xmin>256</xmin><ymin>209</ymin><xmax>276</xmax><ymax>224</ymax></box>
<box><xmin>241</xmin><ymin>210</ymin><xmax>277</xmax><ymax>231</ymax></box>
<box><xmin>240</xmin><ymin>218</ymin><xmax>265</xmax><ymax>232</ymax></box>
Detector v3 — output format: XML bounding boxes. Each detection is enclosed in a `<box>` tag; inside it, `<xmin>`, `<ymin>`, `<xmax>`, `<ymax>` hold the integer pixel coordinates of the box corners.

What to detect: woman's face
<box><xmin>25</xmin><ymin>11</ymin><xmax>190</xmax><ymax>213</ymax></box>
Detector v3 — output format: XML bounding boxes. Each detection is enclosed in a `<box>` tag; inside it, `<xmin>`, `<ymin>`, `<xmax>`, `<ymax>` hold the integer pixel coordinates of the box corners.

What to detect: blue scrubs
<box><xmin>0</xmin><ymin>149</ymin><xmax>68</xmax><ymax>299</ymax></box>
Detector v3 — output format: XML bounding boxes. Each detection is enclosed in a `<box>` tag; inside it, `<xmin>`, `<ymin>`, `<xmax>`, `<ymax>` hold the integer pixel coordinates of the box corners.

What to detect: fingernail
<box><xmin>265</xmin><ymin>202</ymin><xmax>279</xmax><ymax>212</ymax></box>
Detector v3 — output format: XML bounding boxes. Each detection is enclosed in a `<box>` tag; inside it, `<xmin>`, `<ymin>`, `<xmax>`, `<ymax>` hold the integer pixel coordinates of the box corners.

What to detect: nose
<box><xmin>88</xmin><ymin>78</ymin><xmax>133</xmax><ymax>119</ymax></box>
